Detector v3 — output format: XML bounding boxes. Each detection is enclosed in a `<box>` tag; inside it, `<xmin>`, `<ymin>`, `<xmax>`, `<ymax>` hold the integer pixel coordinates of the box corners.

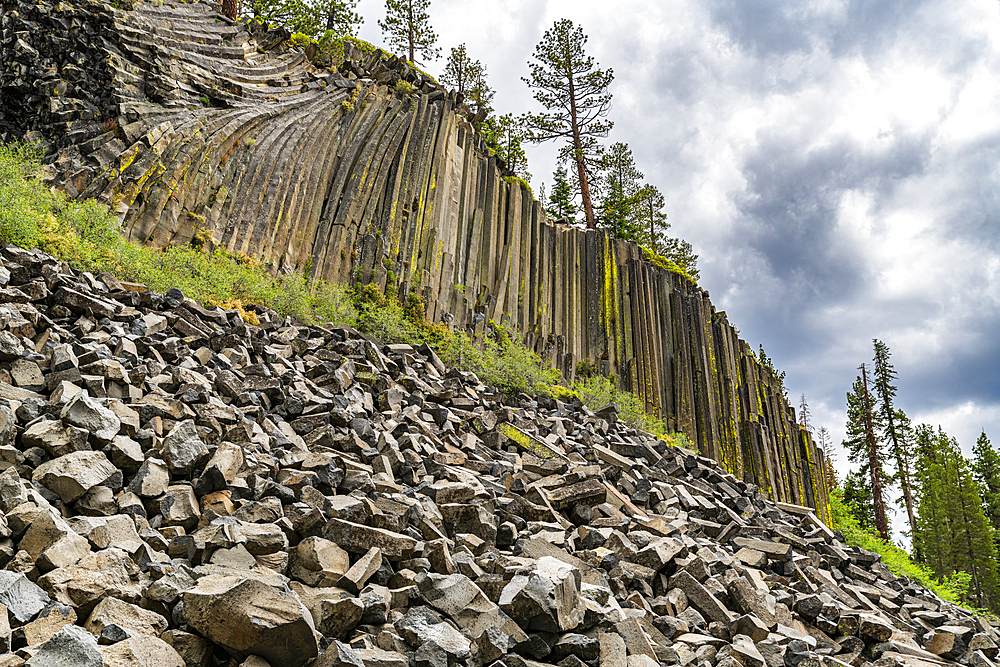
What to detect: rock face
<box><xmin>0</xmin><ymin>244</ymin><xmax>988</xmax><ymax>667</ymax></box>
<box><xmin>0</xmin><ymin>0</ymin><xmax>830</xmax><ymax>518</ymax></box>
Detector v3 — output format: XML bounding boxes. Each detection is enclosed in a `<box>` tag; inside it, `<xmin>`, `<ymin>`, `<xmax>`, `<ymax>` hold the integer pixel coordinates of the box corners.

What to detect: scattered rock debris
<box><xmin>0</xmin><ymin>243</ymin><xmax>989</xmax><ymax>667</ymax></box>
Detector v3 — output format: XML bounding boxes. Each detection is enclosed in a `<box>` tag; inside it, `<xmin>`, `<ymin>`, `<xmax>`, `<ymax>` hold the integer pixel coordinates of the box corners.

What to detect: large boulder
<box><xmin>499</xmin><ymin>556</ymin><xmax>585</xmax><ymax>633</ymax></box>
<box><xmin>396</xmin><ymin>606</ymin><xmax>471</xmax><ymax>661</ymax></box>
<box><xmin>160</xmin><ymin>419</ymin><xmax>210</xmax><ymax>475</ymax></box>
<box><xmin>183</xmin><ymin>574</ymin><xmax>319</xmax><ymax>667</ymax></box>
<box><xmin>60</xmin><ymin>392</ymin><xmax>120</xmax><ymax>442</ymax></box>
<box><xmin>0</xmin><ymin>570</ymin><xmax>50</xmax><ymax>623</ymax></box>
<box><xmin>99</xmin><ymin>635</ymin><xmax>186</xmax><ymax>667</ymax></box>
<box><xmin>33</xmin><ymin>450</ymin><xmax>117</xmax><ymax>503</ymax></box>
<box><xmin>25</xmin><ymin>624</ymin><xmax>102</xmax><ymax>667</ymax></box>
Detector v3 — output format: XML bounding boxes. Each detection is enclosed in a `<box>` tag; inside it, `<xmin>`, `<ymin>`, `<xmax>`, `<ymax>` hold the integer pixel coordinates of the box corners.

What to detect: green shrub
<box><xmin>640</xmin><ymin>245</ymin><xmax>694</xmax><ymax>283</ymax></box>
<box><xmin>573</xmin><ymin>375</ymin><xmax>667</xmax><ymax>435</ymax></box>
<box><xmin>394</xmin><ymin>80</ymin><xmax>416</xmax><ymax>94</ymax></box>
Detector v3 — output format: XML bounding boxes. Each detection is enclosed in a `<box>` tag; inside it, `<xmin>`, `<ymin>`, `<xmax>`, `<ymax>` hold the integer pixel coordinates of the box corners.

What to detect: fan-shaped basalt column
<box><xmin>0</xmin><ymin>0</ymin><xmax>831</xmax><ymax>521</ymax></box>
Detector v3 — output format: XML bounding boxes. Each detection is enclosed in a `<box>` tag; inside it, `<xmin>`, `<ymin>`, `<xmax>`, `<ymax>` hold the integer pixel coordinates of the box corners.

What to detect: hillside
<box><xmin>0</xmin><ymin>243</ymin><xmax>985</xmax><ymax>667</ymax></box>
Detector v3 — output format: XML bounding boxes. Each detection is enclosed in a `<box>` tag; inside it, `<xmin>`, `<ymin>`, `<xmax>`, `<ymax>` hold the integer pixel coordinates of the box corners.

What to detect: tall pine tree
<box><xmin>872</xmin><ymin>340</ymin><xmax>917</xmax><ymax>548</ymax></box>
<box><xmin>843</xmin><ymin>364</ymin><xmax>890</xmax><ymax>540</ymax></box>
<box><xmin>379</xmin><ymin>0</ymin><xmax>439</xmax><ymax>65</ymax></box>
<box><xmin>914</xmin><ymin>425</ymin><xmax>999</xmax><ymax>609</ymax></box>
<box><xmin>523</xmin><ymin>19</ymin><xmax>613</xmax><ymax>229</ymax></box>
<box><xmin>973</xmin><ymin>431</ymin><xmax>1000</xmax><ymax>540</ymax></box>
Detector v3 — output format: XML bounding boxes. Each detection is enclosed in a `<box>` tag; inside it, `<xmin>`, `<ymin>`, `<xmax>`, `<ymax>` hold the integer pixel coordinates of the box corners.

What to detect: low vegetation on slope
<box><xmin>830</xmin><ymin>488</ymin><xmax>985</xmax><ymax>613</ymax></box>
<box><xmin>0</xmin><ymin>141</ymin><xmax>673</xmax><ymax>437</ymax></box>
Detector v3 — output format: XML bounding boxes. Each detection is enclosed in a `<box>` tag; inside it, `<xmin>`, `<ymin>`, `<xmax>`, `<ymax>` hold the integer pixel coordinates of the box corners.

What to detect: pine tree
<box><xmin>798</xmin><ymin>393</ymin><xmax>812</xmax><ymax>431</ymax></box>
<box><xmin>546</xmin><ymin>164</ymin><xmax>576</xmax><ymax>221</ymax></box>
<box><xmin>843</xmin><ymin>364</ymin><xmax>889</xmax><ymax>540</ymax></box>
<box><xmin>379</xmin><ymin>0</ymin><xmax>439</xmax><ymax>65</ymax></box>
<box><xmin>441</xmin><ymin>44</ymin><xmax>477</xmax><ymax>96</ymax></box>
<box><xmin>635</xmin><ymin>184</ymin><xmax>668</xmax><ymax>250</ymax></box>
<box><xmin>660</xmin><ymin>237</ymin><xmax>700</xmax><ymax>280</ymax></box>
<box><xmin>953</xmin><ymin>451</ymin><xmax>999</xmax><ymax>608</ymax></box>
<box><xmin>892</xmin><ymin>409</ymin><xmax>918</xmax><ymax>547</ymax></box>
<box><xmin>817</xmin><ymin>426</ymin><xmax>837</xmax><ymax>489</ymax></box>
<box><xmin>598</xmin><ymin>142</ymin><xmax>645</xmax><ymax>242</ymax></box>
<box><xmin>243</xmin><ymin>0</ymin><xmax>361</xmax><ymax>37</ymax></box>
<box><xmin>315</xmin><ymin>0</ymin><xmax>361</xmax><ymax>33</ymax></box>
<box><xmin>523</xmin><ymin>19</ymin><xmax>613</xmax><ymax>230</ymax></box>
<box><xmin>466</xmin><ymin>64</ymin><xmax>494</xmax><ymax>116</ymax></box>
<box><xmin>914</xmin><ymin>426</ymin><xmax>999</xmax><ymax>609</ymax></box>
<box><xmin>914</xmin><ymin>425</ymin><xmax>951</xmax><ymax>576</ymax></box>
<box><xmin>872</xmin><ymin>339</ymin><xmax>917</xmax><ymax>549</ymax></box>
<box><xmin>482</xmin><ymin>113</ymin><xmax>530</xmax><ymax>180</ymax></box>
<box><xmin>973</xmin><ymin>431</ymin><xmax>1000</xmax><ymax>538</ymax></box>
<box><xmin>843</xmin><ymin>468</ymin><xmax>874</xmax><ymax>529</ymax></box>
<box><xmin>440</xmin><ymin>44</ymin><xmax>493</xmax><ymax>115</ymax></box>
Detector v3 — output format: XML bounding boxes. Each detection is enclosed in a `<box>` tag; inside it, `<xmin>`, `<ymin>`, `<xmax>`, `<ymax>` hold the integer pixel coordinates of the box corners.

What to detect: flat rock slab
<box><xmin>323</xmin><ymin>518</ymin><xmax>417</xmax><ymax>560</ymax></box>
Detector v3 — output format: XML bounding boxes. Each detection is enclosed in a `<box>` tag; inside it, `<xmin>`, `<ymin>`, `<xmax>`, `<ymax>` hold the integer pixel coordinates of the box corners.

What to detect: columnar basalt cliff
<box><xmin>1</xmin><ymin>0</ymin><xmax>830</xmax><ymax>520</ymax></box>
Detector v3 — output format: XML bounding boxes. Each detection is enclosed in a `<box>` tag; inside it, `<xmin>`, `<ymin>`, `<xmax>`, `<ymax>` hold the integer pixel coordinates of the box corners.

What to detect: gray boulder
<box><xmin>26</xmin><ymin>623</ymin><xmax>102</xmax><ymax>666</ymax></box>
<box><xmin>161</xmin><ymin>420</ymin><xmax>210</xmax><ymax>475</ymax></box>
<box><xmin>183</xmin><ymin>574</ymin><xmax>318</xmax><ymax>667</ymax></box>
<box><xmin>0</xmin><ymin>570</ymin><xmax>50</xmax><ymax>623</ymax></box>
<box><xmin>33</xmin><ymin>450</ymin><xmax>117</xmax><ymax>503</ymax></box>
<box><xmin>499</xmin><ymin>556</ymin><xmax>585</xmax><ymax>633</ymax></box>
<box><xmin>60</xmin><ymin>393</ymin><xmax>121</xmax><ymax>442</ymax></box>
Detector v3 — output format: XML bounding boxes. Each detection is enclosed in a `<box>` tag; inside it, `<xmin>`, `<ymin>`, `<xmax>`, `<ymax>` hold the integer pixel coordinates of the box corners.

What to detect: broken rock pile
<box><xmin>0</xmin><ymin>243</ymin><xmax>992</xmax><ymax>667</ymax></box>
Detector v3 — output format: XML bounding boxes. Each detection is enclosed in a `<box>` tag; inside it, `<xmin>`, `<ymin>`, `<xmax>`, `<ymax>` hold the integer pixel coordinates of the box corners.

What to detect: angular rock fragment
<box><xmin>0</xmin><ymin>570</ymin><xmax>50</xmax><ymax>623</ymax></box>
<box><xmin>183</xmin><ymin>574</ymin><xmax>318</xmax><ymax>667</ymax></box>
<box><xmin>25</xmin><ymin>624</ymin><xmax>102</xmax><ymax>667</ymax></box>
<box><xmin>33</xmin><ymin>450</ymin><xmax>116</xmax><ymax>503</ymax></box>
<box><xmin>323</xmin><ymin>518</ymin><xmax>417</xmax><ymax>560</ymax></box>
<box><xmin>499</xmin><ymin>556</ymin><xmax>585</xmax><ymax>633</ymax></box>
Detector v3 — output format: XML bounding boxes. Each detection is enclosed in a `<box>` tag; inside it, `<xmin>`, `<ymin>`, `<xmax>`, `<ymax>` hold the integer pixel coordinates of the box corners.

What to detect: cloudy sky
<box><xmin>354</xmin><ymin>0</ymin><xmax>1000</xmax><ymax>528</ymax></box>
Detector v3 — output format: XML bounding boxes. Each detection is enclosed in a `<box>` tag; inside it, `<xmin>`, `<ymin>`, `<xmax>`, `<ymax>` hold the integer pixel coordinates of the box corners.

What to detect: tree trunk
<box><xmin>887</xmin><ymin>415</ymin><xmax>918</xmax><ymax>554</ymax></box>
<box><xmin>861</xmin><ymin>364</ymin><xmax>890</xmax><ymax>541</ymax></box>
<box><xmin>326</xmin><ymin>11</ymin><xmax>334</xmax><ymax>31</ymax></box>
<box><xmin>566</xmin><ymin>70</ymin><xmax>595</xmax><ymax>228</ymax></box>
<box><xmin>222</xmin><ymin>0</ymin><xmax>238</xmax><ymax>19</ymax></box>
<box><xmin>649</xmin><ymin>204</ymin><xmax>654</xmax><ymax>246</ymax></box>
<box><xmin>407</xmin><ymin>3</ymin><xmax>414</xmax><ymax>64</ymax></box>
